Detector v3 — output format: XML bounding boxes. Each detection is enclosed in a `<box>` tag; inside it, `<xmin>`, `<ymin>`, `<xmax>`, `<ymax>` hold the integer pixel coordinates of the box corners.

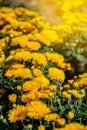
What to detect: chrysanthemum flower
<box><xmin>26</xmin><ymin>101</ymin><xmax>50</xmax><ymax>119</ymax></box>
<box><xmin>38</xmin><ymin>125</ymin><xmax>45</xmax><ymax>130</ymax></box>
<box><xmin>68</xmin><ymin>111</ymin><xmax>74</xmax><ymax>120</ymax></box>
<box><xmin>44</xmin><ymin>113</ymin><xmax>59</xmax><ymax>122</ymax></box>
<box><xmin>8</xmin><ymin>105</ymin><xmax>27</xmax><ymax>123</ymax></box>
<box><xmin>8</xmin><ymin>93</ymin><xmax>17</xmax><ymax>103</ymax></box>
<box><xmin>48</xmin><ymin>67</ymin><xmax>65</xmax><ymax>82</ymax></box>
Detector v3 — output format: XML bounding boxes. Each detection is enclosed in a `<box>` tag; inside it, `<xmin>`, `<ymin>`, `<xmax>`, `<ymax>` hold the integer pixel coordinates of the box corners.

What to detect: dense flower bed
<box><xmin>0</xmin><ymin>7</ymin><xmax>70</xmax><ymax>130</ymax></box>
<box><xmin>0</xmin><ymin>1</ymin><xmax>87</xmax><ymax>130</ymax></box>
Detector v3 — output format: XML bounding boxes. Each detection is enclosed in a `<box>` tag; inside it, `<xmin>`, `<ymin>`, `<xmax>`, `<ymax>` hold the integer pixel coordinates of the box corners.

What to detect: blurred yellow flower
<box><xmin>68</xmin><ymin>111</ymin><xmax>74</xmax><ymax>120</ymax></box>
<box><xmin>33</xmin><ymin>68</ymin><xmax>43</xmax><ymax>77</ymax></box>
<box><xmin>62</xmin><ymin>91</ymin><xmax>71</xmax><ymax>99</ymax></box>
<box><xmin>38</xmin><ymin>125</ymin><xmax>45</xmax><ymax>130</ymax></box>
<box><xmin>57</xmin><ymin>118</ymin><xmax>66</xmax><ymax>126</ymax></box>
<box><xmin>26</xmin><ymin>124</ymin><xmax>33</xmax><ymax>129</ymax></box>
<box><xmin>41</xmin><ymin>29</ymin><xmax>58</xmax><ymax>42</ymax></box>
<box><xmin>8</xmin><ymin>93</ymin><xmax>17</xmax><ymax>103</ymax></box>
<box><xmin>48</xmin><ymin>67</ymin><xmax>65</xmax><ymax>82</ymax></box>
<box><xmin>27</xmin><ymin>41</ymin><xmax>41</xmax><ymax>51</ymax></box>
<box><xmin>44</xmin><ymin>113</ymin><xmax>59</xmax><ymax>121</ymax></box>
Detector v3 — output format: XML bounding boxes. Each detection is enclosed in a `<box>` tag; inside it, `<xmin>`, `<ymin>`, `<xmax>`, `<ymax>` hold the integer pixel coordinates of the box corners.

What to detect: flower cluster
<box><xmin>0</xmin><ymin>7</ymin><xmax>71</xmax><ymax>130</ymax></box>
<box><xmin>52</xmin><ymin>0</ymin><xmax>87</xmax><ymax>78</ymax></box>
<box><xmin>0</xmin><ymin>1</ymin><xmax>87</xmax><ymax>130</ymax></box>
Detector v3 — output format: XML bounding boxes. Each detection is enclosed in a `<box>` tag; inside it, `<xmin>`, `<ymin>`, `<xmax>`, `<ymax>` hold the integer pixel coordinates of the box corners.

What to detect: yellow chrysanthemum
<box><xmin>72</xmin><ymin>89</ymin><xmax>85</xmax><ymax>98</ymax></box>
<box><xmin>19</xmin><ymin>21</ymin><xmax>34</xmax><ymax>32</ymax></box>
<box><xmin>8</xmin><ymin>105</ymin><xmax>27</xmax><ymax>123</ymax></box>
<box><xmin>26</xmin><ymin>124</ymin><xmax>33</xmax><ymax>129</ymax></box>
<box><xmin>21</xmin><ymin>92</ymin><xmax>36</xmax><ymax>102</ymax></box>
<box><xmin>34</xmin><ymin>33</ymin><xmax>51</xmax><ymax>46</ymax></box>
<box><xmin>5</xmin><ymin>67</ymin><xmax>32</xmax><ymax>79</ymax></box>
<box><xmin>54</xmin><ymin>122</ymin><xmax>87</xmax><ymax>130</ymax></box>
<box><xmin>48</xmin><ymin>67</ymin><xmax>65</xmax><ymax>82</ymax></box>
<box><xmin>11</xmin><ymin>63</ymin><xmax>24</xmax><ymax>69</ymax></box>
<box><xmin>8</xmin><ymin>93</ymin><xmax>17</xmax><ymax>103</ymax></box>
<box><xmin>14</xmin><ymin>51</ymin><xmax>32</xmax><ymax>61</ymax></box>
<box><xmin>11</xmin><ymin>35</ymin><xmax>29</xmax><ymax>47</ymax></box>
<box><xmin>22</xmin><ymin>80</ymin><xmax>39</xmax><ymax>92</ymax></box>
<box><xmin>16</xmin><ymin>85</ymin><xmax>22</xmax><ymax>91</ymax></box>
<box><xmin>27</xmin><ymin>41</ymin><xmax>41</xmax><ymax>51</ymax></box>
<box><xmin>48</xmin><ymin>85</ymin><xmax>57</xmax><ymax>91</ymax></box>
<box><xmin>41</xmin><ymin>29</ymin><xmax>58</xmax><ymax>43</ymax></box>
<box><xmin>68</xmin><ymin>111</ymin><xmax>74</xmax><ymax>120</ymax></box>
<box><xmin>35</xmin><ymin>76</ymin><xmax>50</xmax><ymax>89</ymax></box>
<box><xmin>37</xmin><ymin>90</ymin><xmax>53</xmax><ymax>99</ymax></box>
<box><xmin>13</xmin><ymin>68</ymin><xmax>32</xmax><ymax>79</ymax></box>
<box><xmin>5</xmin><ymin>69</ymin><xmax>14</xmax><ymax>78</ymax></box>
<box><xmin>26</xmin><ymin>101</ymin><xmax>50</xmax><ymax>119</ymax></box>
<box><xmin>62</xmin><ymin>91</ymin><xmax>71</xmax><ymax>99</ymax></box>
<box><xmin>44</xmin><ymin>52</ymin><xmax>64</xmax><ymax>64</ymax></box>
<box><xmin>22</xmin><ymin>76</ymin><xmax>50</xmax><ymax>92</ymax></box>
<box><xmin>38</xmin><ymin>125</ymin><xmax>45</xmax><ymax>130</ymax></box>
<box><xmin>56</xmin><ymin>118</ymin><xmax>66</xmax><ymax>126</ymax></box>
<box><xmin>32</xmin><ymin>53</ymin><xmax>47</xmax><ymax>66</ymax></box>
<box><xmin>33</xmin><ymin>68</ymin><xmax>43</xmax><ymax>77</ymax></box>
<box><xmin>44</xmin><ymin>113</ymin><xmax>59</xmax><ymax>121</ymax></box>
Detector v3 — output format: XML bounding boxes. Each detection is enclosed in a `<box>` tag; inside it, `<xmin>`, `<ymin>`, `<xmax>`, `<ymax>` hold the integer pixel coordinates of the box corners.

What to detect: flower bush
<box><xmin>53</xmin><ymin>14</ymin><xmax>87</xmax><ymax>78</ymax></box>
<box><xmin>52</xmin><ymin>0</ymin><xmax>87</xmax><ymax>78</ymax></box>
<box><xmin>0</xmin><ymin>1</ymin><xmax>87</xmax><ymax>130</ymax></box>
<box><xmin>0</xmin><ymin>7</ymin><xmax>71</xmax><ymax>130</ymax></box>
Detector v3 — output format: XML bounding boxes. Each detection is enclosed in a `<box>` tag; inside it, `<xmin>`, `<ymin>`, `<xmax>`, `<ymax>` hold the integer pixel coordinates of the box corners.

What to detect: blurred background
<box><xmin>0</xmin><ymin>0</ymin><xmax>87</xmax><ymax>25</ymax></box>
